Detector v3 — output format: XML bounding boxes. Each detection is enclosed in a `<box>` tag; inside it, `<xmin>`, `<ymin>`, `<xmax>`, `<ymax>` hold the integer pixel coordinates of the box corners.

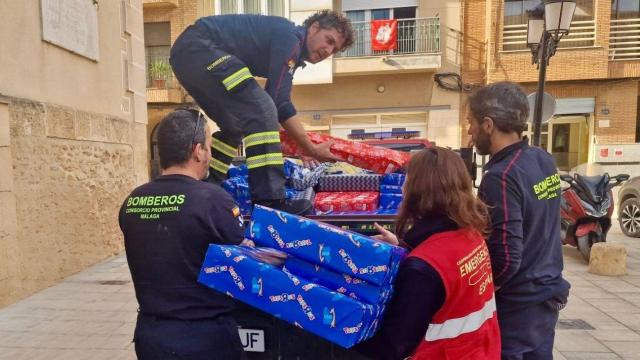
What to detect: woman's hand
<box><xmin>240</xmin><ymin>239</ymin><xmax>255</xmax><ymax>247</ymax></box>
<box><xmin>372</xmin><ymin>222</ymin><xmax>399</xmax><ymax>246</ymax></box>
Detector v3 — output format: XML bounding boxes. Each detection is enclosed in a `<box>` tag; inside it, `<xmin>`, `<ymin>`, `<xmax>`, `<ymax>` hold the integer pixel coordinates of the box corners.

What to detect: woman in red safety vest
<box><xmin>356</xmin><ymin>147</ymin><xmax>500</xmax><ymax>360</ymax></box>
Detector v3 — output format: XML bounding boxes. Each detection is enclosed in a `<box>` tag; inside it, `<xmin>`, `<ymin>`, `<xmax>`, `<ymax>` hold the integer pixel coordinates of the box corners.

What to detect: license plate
<box><xmin>238</xmin><ymin>328</ymin><xmax>265</xmax><ymax>352</ymax></box>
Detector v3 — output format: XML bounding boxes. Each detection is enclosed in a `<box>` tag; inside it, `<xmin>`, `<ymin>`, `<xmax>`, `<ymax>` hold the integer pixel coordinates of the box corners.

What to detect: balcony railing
<box><xmin>610</xmin><ymin>18</ymin><xmax>640</xmax><ymax>60</ymax></box>
<box><xmin>502</xmin><ymin>20</ymin><xmax>596</xmax><ymax>51</ymax></box>
<box><xmin>146</xmin><ymin>56</ymin><xmax>177</xmax><ymax>89</ymax></box>
<box><xmin>337</xmin><ymin>17</ymin><xmax>440</xmax><ymax>57</ymax></box>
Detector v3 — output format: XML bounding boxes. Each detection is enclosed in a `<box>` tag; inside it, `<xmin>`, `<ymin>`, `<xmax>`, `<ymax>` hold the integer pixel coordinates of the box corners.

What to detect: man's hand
<box><xmin>308</xmin><ymin>141</ymin><xmax>340</xmax><ymax>163</ymax></box>
<box><xmin>301</xmin><ymin>156</ymin><xmax>321</xmax><ymax>169</ymax></box>
<box><xmin>372</xmin><ymin>222</ymin><xmax>399</xmax><ymax>246</ymax></box>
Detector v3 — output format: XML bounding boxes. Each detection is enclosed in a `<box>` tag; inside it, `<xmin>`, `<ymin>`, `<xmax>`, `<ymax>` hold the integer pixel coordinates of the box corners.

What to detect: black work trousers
<box><xmin>498</xmin><ymin>301</ymin><xmax>559</xmax><ymax>360</ymax></box>
<box><xmin>134</xmin><ymin>313</ymin><xmax>246</xmax><ymax>360</ymax></box>
<box><xmin>170</xmin><ymin>24</ymin><xmax>286</xmax><ymax>202</ymax></box>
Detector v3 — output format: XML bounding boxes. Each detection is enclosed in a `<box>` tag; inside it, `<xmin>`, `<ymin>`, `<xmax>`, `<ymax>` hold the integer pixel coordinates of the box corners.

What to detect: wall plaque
<box><xmin>41</xmin><ymin>0</ymin><xmax>99</xmax><ymax>61</ymax></box>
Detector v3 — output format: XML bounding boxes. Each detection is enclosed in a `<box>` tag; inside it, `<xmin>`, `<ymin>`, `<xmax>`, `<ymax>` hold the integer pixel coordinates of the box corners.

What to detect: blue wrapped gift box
<box><xmin>284</xmin><ymin>256</ymin><xmax>392</xmax><ymax>306</ymax></box>
<box><xmin>248</xmin><ymin>205</ymin><xmax>407</xmax><ymax>286</ymax></box>
<box><xmin>381</xmin><ymin>173</ymin><xmax>406</xmax><ymax>186</ymax></box>
<box><xmin>222</xmin><ymin>177</ymin><xmax>315</xmax><ymax>215</ymax></box>
<box><xmin>380</xmin><ymin>193</ymin><xmax>403</xmax><ymax>210</ymax></box>
<box><xmin>198</xmin><ymin>244</ymin><xmax>382</xmax><ymax>348</ymax></box>
<box><xmin>380</xmin><ymin>185</ymin><xmax>403</xmax><ymax>194</ymax></box>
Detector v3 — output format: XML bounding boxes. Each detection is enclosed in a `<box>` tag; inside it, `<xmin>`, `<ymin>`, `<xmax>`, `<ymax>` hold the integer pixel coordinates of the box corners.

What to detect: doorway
<box><xmin>524</xmin><ymin>115</ymin><xmax>591</xmax><ymax>171</ymax></box>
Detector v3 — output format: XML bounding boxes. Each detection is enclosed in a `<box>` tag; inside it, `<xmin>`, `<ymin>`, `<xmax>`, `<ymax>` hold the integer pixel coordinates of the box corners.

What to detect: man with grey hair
<box><xmin>467</xmin><ymin>82</ymin><xmax>570</xmax><ymax>359</ymax></box>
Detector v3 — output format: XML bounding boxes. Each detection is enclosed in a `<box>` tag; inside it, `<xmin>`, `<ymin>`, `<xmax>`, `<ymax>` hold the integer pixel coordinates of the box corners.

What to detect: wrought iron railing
<box><xmin>146</xmin><ymin>56</ymin><xmax>177</xmax><ymax>89</ymax></box>
<box><xmin>337</xmin><ymin>17</ymin><xmax>440</xmax><ymax>57</ymax></box>
<box><xmin>502</xmin><ymin>20</ymin><xmax>596</xmax><ymax>51</ymax></box>
<box><xmin>609</xmin><ymin>18</ymin><xmax>640</xmax><ymax>60</ymax></box>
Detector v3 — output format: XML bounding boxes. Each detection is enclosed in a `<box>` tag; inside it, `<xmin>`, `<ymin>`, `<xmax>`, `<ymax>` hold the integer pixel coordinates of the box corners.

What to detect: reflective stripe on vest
<box><xmin>424</xmin><ymin>296</ymin><xmax>496</xmax><ymax>341</ymax></box>
<box><xmin>246</xmin><ymin>152</ymin><xmax>284</xmax><ymax>169</ymax></box>
<box><xmin>209</xmin><ymin>158</ymin><xmax>229</xmax><ymax>174</ymax></box>
<box><xmin>212</xmin><ymin>138</ymin><xmax>237</xmax><ymax>158</ymax></box>
<box><xmin>244</xmin><ymin>131</ymin><xmax>281</xmax><ymax>148</ymax></box>
<box><xmin>222</xmin><ymin>67</ymin><xmax>252</xmax><ymax>91</ymax></box>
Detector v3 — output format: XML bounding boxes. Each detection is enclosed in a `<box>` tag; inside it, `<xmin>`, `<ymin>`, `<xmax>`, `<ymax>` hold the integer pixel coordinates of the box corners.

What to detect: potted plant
<box><xmin>149</xmin><ymin>60</ymin><xmax>171</xmax><ymax>88</ymax></box>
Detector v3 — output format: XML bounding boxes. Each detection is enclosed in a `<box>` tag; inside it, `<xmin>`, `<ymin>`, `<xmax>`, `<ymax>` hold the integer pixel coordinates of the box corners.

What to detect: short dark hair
<box><xmin>157</xmin><ymin>109</ymin><xmax>206</xmax><ymax>169</ymax></box>
<box><xmin>303</xmin><ymin>10</ymin><xmax>355</xmax><ymax>51</ymax></box>
<box><xmin>468</xmin><ymin>81</ymin><xmax>529</xmax><ymax>136</ymax></box>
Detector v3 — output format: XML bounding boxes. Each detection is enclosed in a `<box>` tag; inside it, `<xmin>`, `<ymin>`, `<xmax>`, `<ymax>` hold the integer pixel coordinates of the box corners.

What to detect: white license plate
<box><xmin>238</xmin><ymin>328</ymin><xmax>265</xmax><ymax>352</ymax></box>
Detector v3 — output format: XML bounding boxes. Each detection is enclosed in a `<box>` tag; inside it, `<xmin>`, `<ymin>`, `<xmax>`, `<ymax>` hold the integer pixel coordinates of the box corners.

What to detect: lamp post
<box><xmin>527</xmin><ymin>0</ymin><xmax>577</xmax><ymax>147</ymax></box>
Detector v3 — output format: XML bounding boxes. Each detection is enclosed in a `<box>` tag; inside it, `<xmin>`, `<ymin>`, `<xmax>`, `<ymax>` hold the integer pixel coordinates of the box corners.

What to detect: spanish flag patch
<box><xmin>232</xmin><ymin>206</ymin><xmax>241</xmax><ymax>217</ymax></box>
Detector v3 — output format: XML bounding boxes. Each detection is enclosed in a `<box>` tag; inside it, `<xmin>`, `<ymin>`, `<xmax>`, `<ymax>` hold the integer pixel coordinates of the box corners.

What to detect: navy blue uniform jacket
<box><xmin>478</xmin><ymin>139</ymin><xmax>570</xmax><ymax>308</ymax></box>
<box><xmin>195</xmin><ymin>15</ymin><xmax>308</xmax><ymax>122</ymax></box>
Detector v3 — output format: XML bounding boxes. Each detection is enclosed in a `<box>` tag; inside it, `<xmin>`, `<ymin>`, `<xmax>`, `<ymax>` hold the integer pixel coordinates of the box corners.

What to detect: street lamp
<box><xmin>527</xmin><ymin>0</ymin><xmax>577</xmax><ymax>147</ymax></box>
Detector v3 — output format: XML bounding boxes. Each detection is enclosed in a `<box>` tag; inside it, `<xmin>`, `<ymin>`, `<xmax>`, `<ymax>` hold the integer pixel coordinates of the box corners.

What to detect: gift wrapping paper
<box><xmin>379</xmin><ymin>185</ymin><xmax>403</xmax><ymax>194</ymax></box>
<box><xmin>379</xmin><ymin>193</ymin><xmax>403</xmax><ymax>210</ymax></box>
<box><xmin>287</xmin><ymin>163</ymin><xmax>330</xmax><ymax>190</ymax></box>
<box><xmin>325</xmin><ymin>162</ymin><xmax>370</xmax><ymax>175</ymax></box>
<box><xmin>284</xmin><ymin>256</ymin><xmax>392</xmax><ymax>306</ymax></box>
<box><xmin>222</xmin><ymin>177</ymin><xmax>313</xmax><ymax>215</ymax></box>
<box><xmin>248</xmin><ymin>205</ymin><xmax>406</xmax><ymax>286</ymax></box>
<box><xmin>280</xmin><ymin>132</ymin><xmax>410</xmax><ymax>175</ymax></box>
<box><xmin>317</xmin><ymin>174</ymin><xmax>382</xmax><ymax>192</ymax></box>
<box><xmin>381</xmin><ymin>173</ymin><xmax>406</xmax><ymax>186</ymax></box>
<box><xmin>198</xmin><ymin>244</ymin><xmax>381</xmax><ymax>348</ymax></box>
<box><xmin>314</xmin><ymin>192</ymin><xmax>379</xmax><ymax>215</ymax></box>
<box><xmin>228</xmin><ymin>164</ymin><xmax>248</xmax><ymax>178</ymax></box>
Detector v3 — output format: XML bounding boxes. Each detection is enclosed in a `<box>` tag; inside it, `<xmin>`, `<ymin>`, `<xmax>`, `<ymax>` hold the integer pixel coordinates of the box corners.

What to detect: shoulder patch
<box><xmin>232</xmin><ymin>206</ymin><xmax>241</xmax><ymax>217</ymax></box>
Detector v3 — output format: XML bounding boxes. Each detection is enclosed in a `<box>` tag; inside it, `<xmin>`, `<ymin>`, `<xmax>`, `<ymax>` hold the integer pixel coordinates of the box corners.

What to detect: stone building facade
<box><xmin>0</xmin><ymin>0</ymin><xmax>147</xmax><ymax>306</ymax></box>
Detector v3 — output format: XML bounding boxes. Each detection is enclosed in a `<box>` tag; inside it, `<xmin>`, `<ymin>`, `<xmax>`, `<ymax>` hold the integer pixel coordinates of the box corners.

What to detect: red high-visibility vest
<box><xmin>409</xmin><ymin>229</ymin><xmax>500</xmax><ymax>360</ymax></box>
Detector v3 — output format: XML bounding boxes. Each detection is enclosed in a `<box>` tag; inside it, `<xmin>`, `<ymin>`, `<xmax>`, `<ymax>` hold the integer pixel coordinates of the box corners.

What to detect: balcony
<box><xmin>502</xmin><ymin>20</ymin><xmax>596</xmax><ymax>51</ymax></box>
<box><xmin>142</xmin><ymin>0</ymin><xmax>178</xmax><ymax>8</ymax></box>
<box><xmin>610</xmin><ymin>18</ymin><xmax>640</xmax><ymax>60</ymax></box>
<box><xmin>334</xmin><ymin>17</ymin><xmax>441</xmax><ymax>75</ymax></box>
<box><xmin>146</xmin><ymin>56</ymin><xmax>183</xmax><ymax>104</ymax></box>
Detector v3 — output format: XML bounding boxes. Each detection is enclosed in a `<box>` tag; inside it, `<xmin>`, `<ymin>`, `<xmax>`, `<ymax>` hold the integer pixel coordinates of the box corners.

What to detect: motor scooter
<box><xmin>560</xmin><ymin>171</ymin><xmax>629</xmax><ymax>262</ymax></box>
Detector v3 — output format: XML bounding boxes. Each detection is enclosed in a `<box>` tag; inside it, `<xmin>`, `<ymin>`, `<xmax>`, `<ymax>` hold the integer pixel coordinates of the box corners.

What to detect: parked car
<box><xmin>618</xmin><ymin>176</ymin><xmax>640</xmax><ymax>237</ymax></box>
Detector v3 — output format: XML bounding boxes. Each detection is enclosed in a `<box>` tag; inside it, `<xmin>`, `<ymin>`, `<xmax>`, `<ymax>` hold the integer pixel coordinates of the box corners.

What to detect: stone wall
<box><xmin>0</xmin><ymin>96</ymin><xmax>137</xmax><ymax>307</ymax></box>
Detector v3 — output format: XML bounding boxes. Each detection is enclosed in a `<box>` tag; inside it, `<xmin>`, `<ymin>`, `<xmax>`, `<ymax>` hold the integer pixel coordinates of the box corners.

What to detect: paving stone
<box><xmin>555</xmin><ymin>330</ymin><xmax>613</xmax><ymax>352</ymax></box>
<box><xmin>562</xmin><ymin>352</ymin><xmax>622</xmax><ymax>360</ymax></box>
<box><xmin>602</xmin><ymin>341</ymin><xmax>640</xmax><ymax>360</ymax></box>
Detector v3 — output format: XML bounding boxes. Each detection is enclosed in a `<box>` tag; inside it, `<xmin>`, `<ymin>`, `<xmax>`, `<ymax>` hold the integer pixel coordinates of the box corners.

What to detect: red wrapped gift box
<box><xmin>280</xmin><ymin>131</ymin><xmax>410</xmax><ymax>174</ymax></box>
<box><xmin>314</xmin><ymin>192</ymin><xmax>379</xmax><ymax>214</ymax></box>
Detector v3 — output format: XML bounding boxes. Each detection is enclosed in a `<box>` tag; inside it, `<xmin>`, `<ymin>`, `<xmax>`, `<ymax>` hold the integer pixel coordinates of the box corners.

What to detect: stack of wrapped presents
<box><xmin>222</xmin><ymin>132</ymin><xmax>410</xmax><ymax>216</ymax></box>
<box><xmin>198</xmin><ymin>205</ymin><xmax>408</xmax><ymax>348</ymax></box>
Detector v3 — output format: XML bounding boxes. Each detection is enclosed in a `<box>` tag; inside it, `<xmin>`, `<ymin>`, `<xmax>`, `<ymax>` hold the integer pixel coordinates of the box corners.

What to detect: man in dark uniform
<box><xmin>170</xmin><ymin>10</ymin><xmax>354</xmax><ymax>215</ymax></box>
<box><xmin>119</xmin><ymin>110</ymin><xmax>250</xmax><ymax>359</ymax></box>
<box><xmin>468</xmin><ymin>82</ymin><xmax>571</xmax><ymax>360</ymax></box>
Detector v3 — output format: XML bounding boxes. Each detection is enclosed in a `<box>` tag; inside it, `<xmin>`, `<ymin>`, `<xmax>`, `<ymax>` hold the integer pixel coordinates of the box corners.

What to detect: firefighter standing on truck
<box><xmin>170</xmin><ymin>10</ymin><xmax>354</xmax><ymax>215</ymax></box>
<box><xmin>119</xmin><ymin>110</ymin><xmax>252</xmax><ymax>359</ymax></box>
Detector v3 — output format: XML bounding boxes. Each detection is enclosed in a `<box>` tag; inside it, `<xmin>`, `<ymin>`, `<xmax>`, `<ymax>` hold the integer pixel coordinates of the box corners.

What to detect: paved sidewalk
<box><xmin>1</xmin><ymin>225</ymin><xmax>640</xmax><ymax>359</ymax></box>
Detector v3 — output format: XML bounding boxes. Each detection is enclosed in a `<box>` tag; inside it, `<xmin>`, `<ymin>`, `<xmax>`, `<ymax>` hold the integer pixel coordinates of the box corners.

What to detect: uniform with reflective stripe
<box><xmin>409</xmin><ymin>229</ymin><xmax>501</xmax><ymax>360</ymax></box>
<box><xmin>222</xmin><ymin>67</ymin><xmax>253</xmax><ymax>91</ymax></box>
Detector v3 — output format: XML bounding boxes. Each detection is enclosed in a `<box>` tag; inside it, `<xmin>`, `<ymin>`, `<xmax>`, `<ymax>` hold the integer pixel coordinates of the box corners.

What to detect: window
<box><xmin>343</xmin><ymin>7</ymin><xmax>418</xmax><ymax>57</ymax></box>
<box><xmin>217</xmin><ymin>0</ymin><xmax>286</xmax><ymax>16</ymax></box>
<box><xmin>144</xmin><ymin>22</ymin><xmax>172</xmax><ymax>88</ymax></box>
<box><xmin>612</xmin><ymin>0</ymin><xmax>640</xmax><ymax>19</ymax></box>
<box><xmin>503</xmin><ymin>0</ymin><xmax>594</xmax><ymax>50</ymax></box>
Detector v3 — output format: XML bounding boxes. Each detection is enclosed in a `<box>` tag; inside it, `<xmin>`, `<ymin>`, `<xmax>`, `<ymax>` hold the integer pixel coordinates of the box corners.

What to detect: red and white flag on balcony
<box><xmin>371</xmin><ymin>19</ymin><xmax>397</xmax><ymax>51</ymax></box>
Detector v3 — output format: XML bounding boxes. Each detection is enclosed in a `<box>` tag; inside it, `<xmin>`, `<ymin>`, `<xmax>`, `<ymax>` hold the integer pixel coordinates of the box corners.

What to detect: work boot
<box><xmin>256</xmin><ymin>198</ymin><xmax>313</xmax><ymax>216</ymax></box>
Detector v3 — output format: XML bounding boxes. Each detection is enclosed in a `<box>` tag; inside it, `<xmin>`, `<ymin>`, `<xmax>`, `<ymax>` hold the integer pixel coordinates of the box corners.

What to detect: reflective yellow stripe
<box><xmin>222</xmin><ymin>67</ymin><xmax>252</xmax><ymax>91</ymax></box>
<box><xmin>246</xmin><ymin>153</ymin><xmax>284</xmax><ymax>169</ymax></box>
<box><xmin>212</xmin><ymin>138</ymin><xmax>237</xmax><ymax>158</ymax></box>
<box><xmin>209</xmin><ymin>158</ymin><xmax>229</xmax><ymax>174</ymax></box>
<box><xmin>244</xmin><ymin>131</ymin><xmax>281</xmax><ymax>148</ymax></box>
